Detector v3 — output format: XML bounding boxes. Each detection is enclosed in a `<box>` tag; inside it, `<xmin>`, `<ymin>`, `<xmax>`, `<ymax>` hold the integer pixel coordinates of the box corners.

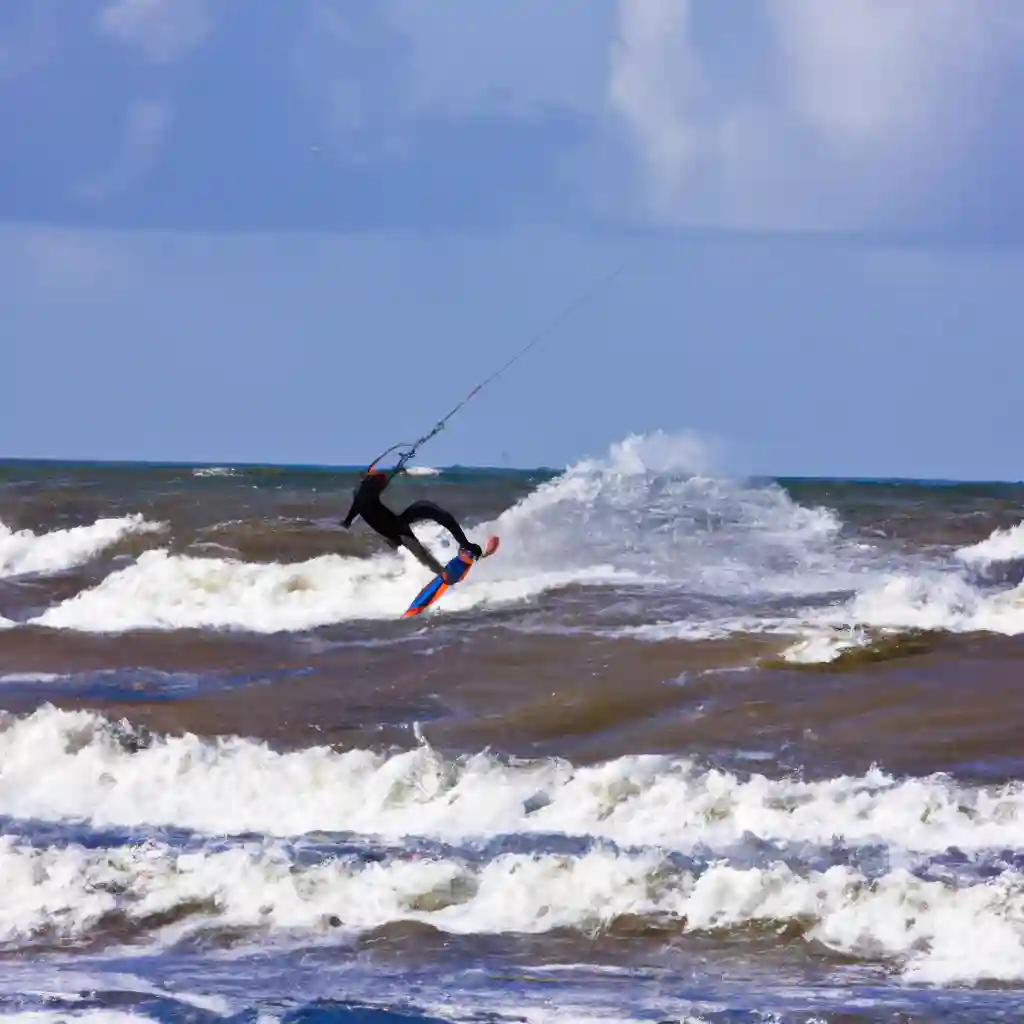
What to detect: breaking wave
<box><xmin>0</xmin><ymin>515</ymin><xmax>162</xmax><ymax>580</ymax></box>
<box><xmin>782</xmin><ymin>519</ymin><xmax>1024</xmax><ymax>663</ymax></box>
<box><xmin>26</xmin><ymin>433</ymin><xmax>883</xmax><ymax>634</ymax></box>
<box><xmin>0</xmin><ymin>706</ymin><xmax>1022</xmax><ymax>986</ymax></box>
<box><xmin>2</xmin><ymin>706</ymin><xmax>1022</xmax><ymax>853</ymax></box>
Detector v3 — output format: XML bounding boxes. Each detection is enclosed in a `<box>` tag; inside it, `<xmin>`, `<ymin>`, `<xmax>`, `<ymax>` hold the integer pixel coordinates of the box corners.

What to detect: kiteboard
<box><xmin>402</xmin><ymin>535</ymin><xmax>500</xmax><ymax>619</ymax></box>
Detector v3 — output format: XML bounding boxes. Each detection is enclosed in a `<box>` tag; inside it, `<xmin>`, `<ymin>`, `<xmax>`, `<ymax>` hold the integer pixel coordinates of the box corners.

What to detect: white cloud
<box><xmin>769</xmin><ymin>0</ymin><xmax>972</xmax><ymax>151</ymax></box>
<box><xmin>73</xmin><ymin>100</ymin><xmax>174</xmax><ymax>203</ymax></box>
<box><xmin>607</xmin><ymin>1</ymin><xmax>707</xmax><ymax>222</ymax></box>
<box><xmin>98</xmin><ymin>0</ymin><xmax>212</xmax><ymax>63</ymax></box>
<box><xmin>607</xmin><ymin>0</ymin><xmax>1024</xmax><ymax>232</ymax></box>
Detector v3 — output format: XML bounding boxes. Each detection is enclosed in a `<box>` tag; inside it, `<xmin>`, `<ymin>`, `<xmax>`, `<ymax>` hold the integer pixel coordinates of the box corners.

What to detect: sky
<box><xmin>2</xmin><ymin>0</ymin><xmax>1023</xmax><ymax>480</ymax></box>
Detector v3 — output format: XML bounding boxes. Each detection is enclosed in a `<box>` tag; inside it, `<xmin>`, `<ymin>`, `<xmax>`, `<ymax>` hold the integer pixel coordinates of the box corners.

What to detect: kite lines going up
<box><xmin>366</xmin><ymin>263</ymin><xmax>625</xmax><ymax>479</ymax></box>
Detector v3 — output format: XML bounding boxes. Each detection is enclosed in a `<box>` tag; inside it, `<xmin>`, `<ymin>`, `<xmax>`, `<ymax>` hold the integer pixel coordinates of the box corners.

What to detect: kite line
<box><xmin>366</xmin><ymin>263</ymin><xmax>625</xmax><ymax>478</ymax></box>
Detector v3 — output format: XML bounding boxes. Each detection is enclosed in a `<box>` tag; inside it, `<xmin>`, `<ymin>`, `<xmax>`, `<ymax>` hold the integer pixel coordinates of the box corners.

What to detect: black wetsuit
<box><xmin>342</xmin><ymin>471</ymin><xmax>481</xmax><ymax>575</ymax></box>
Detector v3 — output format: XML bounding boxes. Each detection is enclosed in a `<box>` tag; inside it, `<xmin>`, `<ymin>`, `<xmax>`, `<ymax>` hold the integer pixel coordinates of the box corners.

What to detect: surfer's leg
<box><xmin>362</xmin><ymin>506</ymin><xmax>445</xmax><ymax>574</ymax></box>
<box><xmin>398</xmin><ymin>532</ymin><xmax>446</xmax><ymax>576</ymax></box>
<box><xmin>399</xmin><ymin>500</ymin><xmax>482</xmax><ymax>558</ymax></box>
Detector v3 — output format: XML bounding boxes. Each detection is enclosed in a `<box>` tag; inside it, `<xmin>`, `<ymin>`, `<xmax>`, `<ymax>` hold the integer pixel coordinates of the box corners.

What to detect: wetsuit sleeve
<box><xmin>343</xmin><ymin>471</ymin><xmax>396</xmax><ymax>528</ymax></box>
<box><xmin>341</xmin><ymin>491</ymin><xmax>361</xmax><ymax>528</ymax></box>
<box><xmin>342</xmin><ymin>472</ymin><xmax>391</xmax><ymax>527</ymax></box>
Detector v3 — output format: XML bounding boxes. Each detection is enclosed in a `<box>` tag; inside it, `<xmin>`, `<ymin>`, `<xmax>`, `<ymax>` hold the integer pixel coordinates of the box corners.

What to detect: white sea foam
<box><xmin>0</xmin><ymin>833</ymin><xmax>1019</xmax><ymax>984</ymax></box>
<box><xmin>613</xmin><ymin>614</ymin><xmax>801</xmax><ymax>643</ymax></box>
<box><xmin>777</xmin><ymin>629</ymin><xmax>863</xmax><ymax>665</ymax></box>
<box><xmin>778</xmin><ymin>516</ymin><xmax>1024</xmax><ymax>663</ymax></box>
<box><xmin>0</xmin><ymin>1015</ymin><xmax>156</xmax><ymax>1023</ymax></box>
<box><xmin>0</xmin><ymin>516</ymin><xmax>162</xmax><ymax>579</ymax></box>
<box><xmin>492</xmin><ymin>431</ymin><xmax>875</xmax><ymax>598</ymax></box>
<box><xmin>0</xmin><ymin>963</ymin><xmax>691</xmax><ymax>1024</ymax></box>
<box><xmin>778</xmin><ymin>571</ymin><xmax>1024</xmax><ymax>664</ymax></box>
<box><xmin>2</xmin><ymin>707</ymin><xmax>1023</xmax><ymax>855</ymax></box>
<box><xmin>0</xmin><ymin>965</ymin><xmax>232</xmax><ymax>1021</ymax></box>
<box><xmin>842</xmin><ymin>572</ymin><xmax>1024</xmax><ymax>635</ymax></box>
<box><xmin>30</xmin><ymin>548</ymin><xmax>610</xmax><ymax>633</ymax></box>
<box><xmin>956</xmin><ymin>520</ymin><xmax>1024</xmax><ymax>571</ymax></box>
<box><xmin>30</xmin><ymin>433</ymin><xmax>889</xmax><ymax>633</ymax></box>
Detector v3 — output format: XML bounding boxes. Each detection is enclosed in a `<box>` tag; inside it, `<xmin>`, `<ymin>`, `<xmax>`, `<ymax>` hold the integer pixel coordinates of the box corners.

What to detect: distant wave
<box><xmin>0</xmin><ymin>515</ymin><xmax>164</xmax><ymax>579</ymax></box>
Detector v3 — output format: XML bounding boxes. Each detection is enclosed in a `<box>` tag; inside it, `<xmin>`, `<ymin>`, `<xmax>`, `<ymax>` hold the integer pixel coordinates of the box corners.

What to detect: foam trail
<box><xmin>0</xmin><ymin>516</ymin><xmax>162</xmax><ymax>579</ymax></box>
<box><xmin>0</xmin><ymin>834</ymin><xmax>1020</xmax><ymax>984</ymax></box>
<box><xmin>3</xmin><ymin>707</ymin><xmax>1024</xmax><ymax>854</ymax></box>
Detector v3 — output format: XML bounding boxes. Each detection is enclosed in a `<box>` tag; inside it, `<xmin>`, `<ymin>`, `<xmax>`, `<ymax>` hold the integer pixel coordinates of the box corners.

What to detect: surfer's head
<box><xmin>361</xmin><ymin>469</ymin><xmax>389</xmax><ymax>493</ymax></box>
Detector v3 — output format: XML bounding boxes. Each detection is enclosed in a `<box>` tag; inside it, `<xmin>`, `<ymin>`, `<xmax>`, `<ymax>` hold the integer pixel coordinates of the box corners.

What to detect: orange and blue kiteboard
<box><xmin>402</xmin><ymin>535</ymin><xmax>500</xmax><ymax>618</ymax></box>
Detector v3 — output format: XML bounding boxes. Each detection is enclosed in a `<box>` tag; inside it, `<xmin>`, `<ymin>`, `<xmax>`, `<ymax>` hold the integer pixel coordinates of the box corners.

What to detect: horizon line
<box><xmin>0</xmin><ymin>455</ymin><xmax>1019</xmax><ymax>488</ymax></box>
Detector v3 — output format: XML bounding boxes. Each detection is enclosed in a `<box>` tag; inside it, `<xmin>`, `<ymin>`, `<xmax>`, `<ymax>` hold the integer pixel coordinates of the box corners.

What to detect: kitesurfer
<box><xmin>341</xmin><ymin>468</ymin><xmax>482</xmax><ymax>576</ymax></box>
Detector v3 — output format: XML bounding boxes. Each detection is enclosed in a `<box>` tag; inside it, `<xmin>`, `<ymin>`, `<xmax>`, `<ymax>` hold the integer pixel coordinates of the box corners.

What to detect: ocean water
<box><xmin>0</xmin><ymin>432</ymin><xmax>1023</xmax><ymax>1023</ymax></box>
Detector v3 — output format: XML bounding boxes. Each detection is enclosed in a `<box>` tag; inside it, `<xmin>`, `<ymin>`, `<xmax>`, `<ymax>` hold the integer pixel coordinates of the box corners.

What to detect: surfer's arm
<box><xmin>343</xmin><ymin>470</ymin><xmax>395</xmax><ymax>528</ymax></box>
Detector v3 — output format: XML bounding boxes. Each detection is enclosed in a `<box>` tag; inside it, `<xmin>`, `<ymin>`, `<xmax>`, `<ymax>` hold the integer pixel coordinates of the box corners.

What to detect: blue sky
<box><xmin>2</xmin><ymin>0</ymin><xmax>1023</xmax><ymax>480</ymax></box>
